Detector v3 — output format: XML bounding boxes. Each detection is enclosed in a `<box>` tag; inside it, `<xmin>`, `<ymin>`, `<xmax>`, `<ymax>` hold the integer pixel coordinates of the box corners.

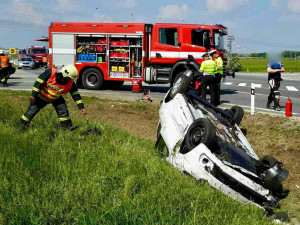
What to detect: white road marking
<box><xmin>237</xmin><ymin>83</ymin><xmax>247</xmax><ymax>86</ymax></box>
<box><xmin>252</xmin><ymin>84</ymin><xmax>262</xmax><ymax>88</ymax></box>
<box><xmin>286</xmin><ymin>86</ymin><xmax>299</xmax><ymax>91</ymax></box>
<box><xmin>223</xmin><ymin>82</ymin><xmax>233</xmax><ymax>85</ymax></box>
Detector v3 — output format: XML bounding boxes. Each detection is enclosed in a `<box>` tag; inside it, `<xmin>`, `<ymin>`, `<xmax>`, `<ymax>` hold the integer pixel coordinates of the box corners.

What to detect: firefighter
<box><xmin>199</xmin><ymin>52</ymin><xmax>217</xmax><ymax>105</ymax></box>
<box><xmin>266</xmin><ymin>60</ymin><xmax>284</xmax><ymax>111</ymax></box>
<box><xmin>19</xmin><ymin>65</ymin><xmax>86</xmax><ymax>129</ymax></box>
<box><xmin>0</xmin><ymin>50</ymin><xmax>9</xmax><ymax>87</ymax></box>
<box><xmin>211</xmin><ymin>50</ymin><xmax>223</xmax><ymax>105</ymax></box>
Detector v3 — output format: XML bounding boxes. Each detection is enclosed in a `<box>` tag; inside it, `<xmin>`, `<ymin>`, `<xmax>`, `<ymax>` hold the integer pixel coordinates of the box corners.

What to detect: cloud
<box><xmin>206</xmin><ymin>0</ymin><xmax>247</xmax><ymax>12</ymax></box>
<box><xmin>94</xmin><ymin>14</ymin><xmax>113</xmax><ymax>22</ymax></box>
<box><xmin>117</xmin><ymin>0</ymin><xmax>137</xmax><ymax>9</ymax></box>
<box><xmin>158</xmin><ymin>4</ymin><xmax>188</xmax><ymax>20</ymax></box>
<box><xmin>57</xmin><ymin>0</ymin><xmax>70</xmax><ymax>7</ymax></box>
<box><xmin>288</xmin><ymin>0</ymin><xmax>300</xmax><ymax>12</ymax></box>
<box><xmin>11</xmin><ymin>0</ymin><xmax>45</xmax><ymax>26</ymax></box>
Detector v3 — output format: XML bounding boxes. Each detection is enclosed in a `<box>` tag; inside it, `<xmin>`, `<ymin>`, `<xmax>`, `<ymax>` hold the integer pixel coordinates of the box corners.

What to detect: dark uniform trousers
<box><xmin>268</xmin><ymin>79</ymin><xmax>281</xmax><ymax>107</ymax></box>
<box><xmin>215</xmin><ymin>73</ymin><xmax>222</xmax><ymax>105</ymax></box>
<box><xmin>21</xmin><ymin>96</ymin><xmax>72</xmax><ymax>128</ymax></box>
<box><xmin>200</xmin><ymin>75</ymin><xmax>217</xmax><ymax>105</ymax></box>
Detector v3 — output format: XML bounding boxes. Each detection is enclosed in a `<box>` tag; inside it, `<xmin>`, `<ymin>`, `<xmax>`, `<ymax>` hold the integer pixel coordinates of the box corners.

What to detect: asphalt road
<box><xmin>3</xmin><ymin>68</ymin><xmax>300</xmax><ymax>116</ymax></box>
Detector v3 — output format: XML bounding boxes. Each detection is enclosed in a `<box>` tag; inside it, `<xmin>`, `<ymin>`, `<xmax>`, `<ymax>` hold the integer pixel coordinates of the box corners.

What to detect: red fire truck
<box><xmin>49</xmin><ymin>22</ymin><xmax>231</xmax><ymax>90</ymax></box>
<box><xmin>27</xmin><ymin>46</ymin><xmax>47</xmax><ymax>66</ymax></box>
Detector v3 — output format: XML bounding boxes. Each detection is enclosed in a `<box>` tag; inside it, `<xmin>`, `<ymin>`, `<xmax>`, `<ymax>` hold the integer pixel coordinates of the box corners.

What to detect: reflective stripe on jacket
<box><xmin>215</xmin><ymin>57</ymin><xmax>223</xmax><ymax>75</ymax></box>
<box><xmin>38</xmin><ymin>68</ymin><xmax>74</xmax><ymax>102</ymax></box>
<box><xmin>200</xmin><ymin>60</ymin><xmax>216</xmax><ymax>75</ymax></box>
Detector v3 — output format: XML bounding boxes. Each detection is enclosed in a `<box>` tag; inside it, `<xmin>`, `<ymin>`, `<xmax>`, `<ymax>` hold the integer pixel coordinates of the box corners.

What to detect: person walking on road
<box><xmin>19</xmin><ymin>65</ymin><xmax>86</xmax><ymax>129</ymax></box>
<box><xmin>0</xmin><ymin>50</ymin><xmax>10</xmax><ymax>87</ymax></box>
<box><xmin>211</xmin><ymin>50</ymin><xmax>223</xmax><ymax>105</ymax></box>
<box><xmin>266</xmin><ymin>59</ymin><xmax>284</xmax><ymax>111</ymax></box>
<box><xmin>199</xmin><ymin>52</ymin><xmax>217</xmax><ymax>105</ymax></box>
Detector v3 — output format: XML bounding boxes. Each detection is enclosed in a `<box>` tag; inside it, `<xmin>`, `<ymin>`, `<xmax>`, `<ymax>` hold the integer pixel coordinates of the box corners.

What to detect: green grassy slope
<box><xmin>239</xmin><ymin>58</ymin><xmax>300</xmax><ymax>73</ymax></box>
<box><xmin>0</xmin><ymin>91</ymin><xmax>271</xmax><ymax>224</ymax></box>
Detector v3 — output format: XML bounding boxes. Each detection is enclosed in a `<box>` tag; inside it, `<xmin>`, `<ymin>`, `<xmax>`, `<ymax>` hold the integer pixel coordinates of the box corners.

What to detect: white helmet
<box><xmin>0</xmin><ymin>50</ymin><xmax>4</xmax><ymax>54</ymax></box>
<box><xmin>61</xmin><ymin>64</ymin><xmax>78</xmax><ymax>80</ymax></box>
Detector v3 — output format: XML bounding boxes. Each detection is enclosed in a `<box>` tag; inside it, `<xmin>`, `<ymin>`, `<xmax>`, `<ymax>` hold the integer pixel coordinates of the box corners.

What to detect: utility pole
<box><xmin>226</xmin><ymin>35</ymin><xmax>234</xmax><ymax>58</ymax></box>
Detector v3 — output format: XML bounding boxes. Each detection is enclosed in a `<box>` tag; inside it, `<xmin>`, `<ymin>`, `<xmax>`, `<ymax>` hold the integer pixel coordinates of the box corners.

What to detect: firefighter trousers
<box><xmin>20</xmin><ymin>96</ymin><xmax>72</xmax><ymax>129</ymax></box>
<box><xmin>200</xmin><ymin>75</ymin><xmax>217</xmax><ymax>106</ymax></box>
<box><xmin>0</xmin><ymin>68</ymin><xmax>8</xmax><ymax>85</ymax></box>
<box><xmin>267</xmin><ymin>79</ymin><xmax>281</xmax><ymax>107</ymax></box>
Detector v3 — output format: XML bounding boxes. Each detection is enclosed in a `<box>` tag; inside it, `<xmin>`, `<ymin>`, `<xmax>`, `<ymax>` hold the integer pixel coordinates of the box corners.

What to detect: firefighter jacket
<box><xmin>200</xmin><ymin>59</ymin><xmax>217</xmax><ymax>75</ymax></box>
<box><xmin>215</xmin><ymin>56</ymin><xmax>223</xmax><ymax>75</ymax></box>
<box><xmin>31</xmin><ymin>68</ymin><xmax>84</xmax><ymax>110</ymax></box>
<box><xmin>0</xmin><ymin>55</ymin><xmax>9</xmax><ymax>68</ymax></box>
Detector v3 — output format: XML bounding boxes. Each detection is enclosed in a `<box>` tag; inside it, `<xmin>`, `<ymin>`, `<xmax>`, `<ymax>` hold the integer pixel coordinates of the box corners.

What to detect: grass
<box><xmin>0</xmin><ymin>90</ymin><xmax>272</xmax><ymax>224</ymax></box>
<box><xmin>239</xmin><ymin>58</ymin><xmax>300</xmax><ymax>73</ymax></box>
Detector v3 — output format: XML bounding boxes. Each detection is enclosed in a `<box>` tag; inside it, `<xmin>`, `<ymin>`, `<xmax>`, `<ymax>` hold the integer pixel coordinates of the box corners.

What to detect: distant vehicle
<box><xmin>26</xmin><ymin>55</ymin><xmax>40</xmax><ymax>68</ymax></box>
<box><xmin>27</xmin><ymin>46</ymin><xmax>47</xmax><ymax>66</ymax></box>
<box><xmin>18</xmin><ymin>57</ymin><xmax>35</xmax><ymax>69</ymax></box>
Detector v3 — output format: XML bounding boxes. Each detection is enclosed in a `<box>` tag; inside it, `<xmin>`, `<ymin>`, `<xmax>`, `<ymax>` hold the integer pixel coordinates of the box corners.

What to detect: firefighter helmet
<box><xmin>0</xmin><ymin>50</ymin><xmax>4</xmax><ymax>54</ymax></box>
<box><xmin>62</xmin><ymin>65</ymin><xmax>78</xmax><ymax>80</ymax></box>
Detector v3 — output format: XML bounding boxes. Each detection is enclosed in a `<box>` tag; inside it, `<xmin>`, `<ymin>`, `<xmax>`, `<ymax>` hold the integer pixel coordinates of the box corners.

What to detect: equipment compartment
<box><xmin>109</xmin><ymin>36</ymin><xmax>143</xmax><ymax>78</ymax></box>
<box><xmin>76</xmin><ymin>36</ymin><xmax>107</xmax><ymax>63</ymax></box>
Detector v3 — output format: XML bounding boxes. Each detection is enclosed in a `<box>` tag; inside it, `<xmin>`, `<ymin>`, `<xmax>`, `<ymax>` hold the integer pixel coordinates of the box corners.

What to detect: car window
<box><xmin>21</xmin><ymin>58</ymin><xmax>32</xmax><ymax>61</ymax></box>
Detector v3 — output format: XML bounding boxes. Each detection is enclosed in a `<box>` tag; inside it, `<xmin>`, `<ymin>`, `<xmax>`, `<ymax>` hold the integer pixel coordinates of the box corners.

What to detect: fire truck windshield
<box><xmin>213</xmin><ymin>31</ymin><xmax>226</xmax><ymax>50</ymax></box>
<box><xmin>32</xmin><ymin>49</ymin><xmax>46</xmax><ymax>54</ymax></box>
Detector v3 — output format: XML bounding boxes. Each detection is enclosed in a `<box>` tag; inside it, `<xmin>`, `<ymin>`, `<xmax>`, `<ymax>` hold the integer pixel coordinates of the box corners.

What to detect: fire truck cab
<box><xmin>49</xmin><ymin>22</ymin><xmax>230</xmax><ymax>90</ymax></box>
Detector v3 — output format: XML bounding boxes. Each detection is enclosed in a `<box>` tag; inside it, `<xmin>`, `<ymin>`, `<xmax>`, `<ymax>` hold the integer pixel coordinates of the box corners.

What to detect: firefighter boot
<box><xmin>60</xmin><ymin>119</ymin><xmax>73</xmax><ymax>130</ymax></box>
<box><xmin>18</xmin><ymin>118</ymin><xmax>30</xmax><ymax>130</ymax></box>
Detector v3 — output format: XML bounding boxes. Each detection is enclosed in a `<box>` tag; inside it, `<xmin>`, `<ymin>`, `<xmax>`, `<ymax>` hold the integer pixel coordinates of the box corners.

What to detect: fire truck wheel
<box><xmin>82</xmin><ymin>68</ymin><xmax>104</xmax><ymax>90</ymax></box>
<box><xmin>170</xmin><ymin>72</ymin><xmax>190</xmax><ymax>99</ymax></box>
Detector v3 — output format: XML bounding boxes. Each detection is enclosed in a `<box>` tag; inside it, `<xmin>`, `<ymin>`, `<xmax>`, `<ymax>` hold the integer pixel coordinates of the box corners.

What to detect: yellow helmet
<box><xmin>62</xmin><ymin>65</ymin><xmax>78</xmax><ymax>80</ymax></box>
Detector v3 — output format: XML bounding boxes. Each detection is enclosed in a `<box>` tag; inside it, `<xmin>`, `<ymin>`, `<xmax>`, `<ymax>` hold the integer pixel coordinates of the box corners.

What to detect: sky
<box><xmin>1</xmin><ymin>0</ymin><xmax>300</xmax><ymax>53</ymax></box>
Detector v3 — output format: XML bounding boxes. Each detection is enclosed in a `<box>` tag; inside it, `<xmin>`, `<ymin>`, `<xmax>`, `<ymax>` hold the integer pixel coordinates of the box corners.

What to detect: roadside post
<box><xmin>251</xmin><ymin>83</ymin><xmax>255</xmax><ymax>115</ymax></box>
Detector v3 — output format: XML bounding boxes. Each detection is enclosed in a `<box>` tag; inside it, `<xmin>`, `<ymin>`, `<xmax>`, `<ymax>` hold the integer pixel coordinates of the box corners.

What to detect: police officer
<box><xmin>19</xmin><ymin>65</ymin><xmax>86</xmax><ymax>129</ymax></box>
<box><xmin>0</xmin><ymin>50</ymin><xmax>9</xmax><ymax>87</ymax></box>
<box><xmin>199</xmin><ymin>52</ymin><xmax>217</xmax><ymax>105</ymax></box>
<box><xmin>211</xmin><ymin>50</ymin><xmax>223</xmax><ymax>105</ymax></box>
<box><xmin>266</xmin><ymin>60</ymin><xmax>284</xmax><ymax>111</ymax></box>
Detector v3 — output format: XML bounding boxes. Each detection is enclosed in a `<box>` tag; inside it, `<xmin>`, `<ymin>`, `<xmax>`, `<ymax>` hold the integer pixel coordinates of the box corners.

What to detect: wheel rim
<box><xmin>171</xmin><ymin>77</ymin><xmax>182</xmax><ymax>94</ymax></box>
<box><xmin>86</xmin><ymin>73</ymin><xmax>99</xmax><ymax>86</ymax></box>
<box><xmin>191</xmin><ymin>125</ymin><xmax>205</xmax><ymax>146</ymax></box>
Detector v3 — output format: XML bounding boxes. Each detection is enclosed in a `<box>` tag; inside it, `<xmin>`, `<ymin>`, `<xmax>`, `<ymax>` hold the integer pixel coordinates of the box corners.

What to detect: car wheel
<box><xmin>185</xmin><ymin>118</ymin><xmax>216</xmax><ymax>152</ymax></box>
<box><xmin>82</xmin><ymin>68</ymin><xmax>104</xmax><ymax>90</ymax></box>
<box><xmin>231</xmin><ymin>106</ymin><xmax>244</xmax><ymax>125</ymax></box>
<box><xmin>170</xmin><ymin>72</ymin><xmax>190</xmax><ymax>99</ymax></box>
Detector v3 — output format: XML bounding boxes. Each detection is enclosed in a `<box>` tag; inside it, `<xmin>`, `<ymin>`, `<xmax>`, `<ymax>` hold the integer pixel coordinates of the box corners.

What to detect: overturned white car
<box><xmin>156</xmin><ymin>71</ymin><xmax>289</xmax><ymax>208</ymax></box>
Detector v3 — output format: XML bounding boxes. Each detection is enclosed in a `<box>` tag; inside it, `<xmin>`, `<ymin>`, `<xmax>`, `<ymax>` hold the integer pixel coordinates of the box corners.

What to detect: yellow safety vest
<box><xmin>215</xmin><ymin>57</ymin><xmax>223</xmax><ymax>75</ymax></box>
<box><xmin>200</xmin><ymin>60</ymin><xmax>216</xmax><ymax>75</ymax></box>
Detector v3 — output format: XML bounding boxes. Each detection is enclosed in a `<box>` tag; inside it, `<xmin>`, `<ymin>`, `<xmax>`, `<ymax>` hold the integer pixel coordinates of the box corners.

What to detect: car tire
<box><xmin>185</xmin><ymin>118</ymin><xmax>216</xmax><ymax>152</ymax></box>
<box><xmin>170</xmin><ymin>72</ymin><xmax>190</xmax><ymax>99</ymax></box>
<box><xmin>231</xmin><ymin>106</ymin><xmax>244</xmax><ymax>125</ymax></box>
<box><xmin>82</xmin><ymin>68</ymin><xmax>104</xmax><ymax>90</ymax></box>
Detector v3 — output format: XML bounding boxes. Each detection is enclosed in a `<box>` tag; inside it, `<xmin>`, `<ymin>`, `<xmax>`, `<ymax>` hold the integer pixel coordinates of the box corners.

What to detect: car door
<box><xmin>150</xmin><ymin>24</ymin><xmax>182</xmax><ymax>64</ymax></box>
